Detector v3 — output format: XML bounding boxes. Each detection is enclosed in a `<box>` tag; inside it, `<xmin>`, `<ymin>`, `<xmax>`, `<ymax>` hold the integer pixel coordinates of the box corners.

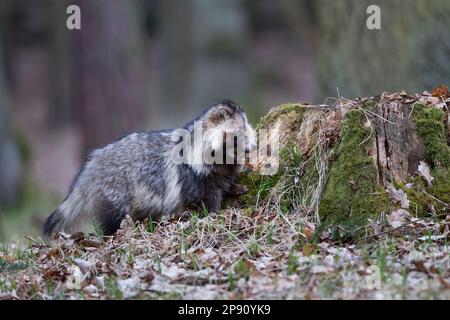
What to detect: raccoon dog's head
<box><xmin>202</xmin><ymin>100</ymin><xmax>257</xmax><ymax>164</ymax></box>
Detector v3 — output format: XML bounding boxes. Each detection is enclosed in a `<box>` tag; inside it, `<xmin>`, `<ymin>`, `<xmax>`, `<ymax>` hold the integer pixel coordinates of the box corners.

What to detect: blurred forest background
<box><xmin>0</xmin><ymin>0</ymin><xmax>449</xmax><ymax>241</ymax></box>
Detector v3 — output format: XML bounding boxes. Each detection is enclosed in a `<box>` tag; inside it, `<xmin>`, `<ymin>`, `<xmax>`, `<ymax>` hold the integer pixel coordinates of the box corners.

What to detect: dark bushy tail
<box><xmin>43</xmin><ymin>209</ymin><xmax>63</xmax><ymax>237</ymax></box>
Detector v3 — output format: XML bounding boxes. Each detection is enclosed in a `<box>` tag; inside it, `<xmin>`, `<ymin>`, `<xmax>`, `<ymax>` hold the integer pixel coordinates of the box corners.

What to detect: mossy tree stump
<box><xmin>243</xmin><ymin>91</ymin><xmax>450</xmax><ymax>234</ymax></box>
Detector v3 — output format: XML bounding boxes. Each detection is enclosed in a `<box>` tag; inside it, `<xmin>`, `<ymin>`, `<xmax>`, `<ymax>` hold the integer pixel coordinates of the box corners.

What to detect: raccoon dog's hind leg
<box><xmin>96</xmin><ymin>198</ymin><xmax>127</xmax><ymax>236</ymax></box>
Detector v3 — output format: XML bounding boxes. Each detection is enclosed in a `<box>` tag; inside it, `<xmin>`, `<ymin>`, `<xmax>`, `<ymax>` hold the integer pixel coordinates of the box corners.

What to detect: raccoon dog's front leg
<box><xmin>225</xmin><ymin>182</ymin><xmax>248</xmax><ymax>196</ymax></box>
<box><xmin>203</xmin><ymin>189</ymin><xmax>223</xmax><ymax>213</ymax></box>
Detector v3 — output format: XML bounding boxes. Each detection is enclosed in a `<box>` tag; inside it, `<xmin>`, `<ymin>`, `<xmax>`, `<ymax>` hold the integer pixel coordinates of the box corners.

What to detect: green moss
<box><xmin>402</xmin><ymin>177</ymin><xmax>429</xmax><ymax>215</ymax></box>
<box><xmin>237</xmin><ymin>141</ymin><xmax>301</xmax><ymax>207</ymax></box>
<box><xmin>412</xmin><ymin>103</ymin><xmax>450</xmax><ymax>167</ymax></box>
<box><xmin>237</xmin><ymin>104</ymin><xmax>307</xmax><ymax>207</ymax></box>
<box><xmin>257</xmin><ymin>103</ymin><xmax>306</xmax><ymax>129</ymax></box>
<box><xmin>408</xmin><ymin>103</ymin><xmax>450</xmax><ymax>214</ymax></box>
<box><xmin>403</xmin><ymin>168</ymin><xmax>450</xmax><ymax>216</ymax></box>
<box><xmin>319</xmin><ymin>109</ymin><xmax>391</xmax><ymax>226</ymax></box>
<box><xmin>234</xmin><ymin>169</ymin><xmax>274</xmax><ymax>207</ymax></box>
<box><xmin>430</xmin><ymin>168</ymin><xmax>450</xmax><ymax>204</ymax></box>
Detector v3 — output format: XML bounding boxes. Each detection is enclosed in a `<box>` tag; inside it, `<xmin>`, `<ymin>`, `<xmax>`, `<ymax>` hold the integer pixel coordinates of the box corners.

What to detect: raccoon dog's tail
<box><xmin>43</xmin><ymin>186</ymin><xmax>90</xmax><ymax>237</ymax></box>
<box><xmin>43</xmin><ymin>209</ymin><xmax>64</xmax><ymax>237</ymax></box>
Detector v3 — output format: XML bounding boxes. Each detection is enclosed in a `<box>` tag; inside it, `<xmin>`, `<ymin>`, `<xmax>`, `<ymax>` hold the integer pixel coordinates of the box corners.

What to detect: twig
<box><xmin>356</xmin><ymin>212</ymin><xmax>449</xmax><ymax>243</ymax></box>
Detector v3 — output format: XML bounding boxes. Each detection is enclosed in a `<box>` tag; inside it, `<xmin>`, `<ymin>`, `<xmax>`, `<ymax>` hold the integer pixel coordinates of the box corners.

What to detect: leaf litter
<box><xmin>0</xmin><ymin>207</ymin><xmax>448</xmax><ymax>300</ymax></box>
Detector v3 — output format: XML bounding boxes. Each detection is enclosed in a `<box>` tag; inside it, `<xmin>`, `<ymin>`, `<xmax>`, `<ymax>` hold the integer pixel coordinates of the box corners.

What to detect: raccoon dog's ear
<box><xmin>209</xmin><ymin>104</ymin><xmax>235</xmax><ymax>123</ymax></box>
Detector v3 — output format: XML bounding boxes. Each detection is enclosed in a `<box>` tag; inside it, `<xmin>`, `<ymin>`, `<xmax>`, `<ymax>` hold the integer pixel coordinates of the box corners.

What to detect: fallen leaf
<box><xmin>413</xmin><ymin>261</ymin><xmax>428</xmax><ymax>274</ymax></box>
<box><xmin>118</xmin><ymin>277</ymin><xmax>142</xmax><ymax>298</ymax></box>
<box><xmin>303</xmin><ymin>222</ymin><xmax>316</xmax><ymax>241</ymax></box>
<box><xmin>368</xmin><ymin>219</ymin><xmax>382</xmax><ymax>234</ymax></box>
<box><xmin>0</xmin><ymin>293</ymin><xmax>19</xmax><ymax>300</ymax></box>
<box><xmin>70</xmin><ymin>232</ymin><xmax>85</xmax><ymax>242</ymax></box>
<box><xmin>386</xmin><ymin>183</ymin><xmax>409</xmax><ymax>209</ymax></box>
<box><xmin>139</xmin><ymin>270</ymin><xmax>155</xmax><ymax>284</ymax></box>
<box><xmin>310</xmin><ymin>265</ymin><xmax>333</xmax><ymax>274</ymax></box>
<box><xmin>1</xmin><ymin>255</ymin><xmax>16</xmax><ymax>263</ymax></box>
<box><xmin>42</xmin><ymin>266</ymin><xmax>62</xmax><ymax>280</ymax></box>
<box><xmin>418</xmin><ymin>161</ymin><xmax>434</xmax><ymax>187</ymax></box>
<box><xmin>66</xmin><ymin>265</ymin><xmax>85</xmax><ymax>290</ymax></box>
<box><xmin>83</xmin><ymin>284</ymin><xmax>98</xmax><ymax>294</ymax></box>
<box><xmin>74</xmin><ymin>258</ymin><xmax>93</xmax><ymax>274</ymax></box>
<box><xmin>160</xmin><ymin>264</ymin><xmax>185</xmax><ymax>281</ymax></box>
<box><xmin>387</xmin><ymin>209</ymin><xmax>410</xmax><ymax>228</ymax></box>
<box><xmin>431</xmin><ymin>85</ymin><xmax>449</xmax><ymax>98</ymax></box>
<box><xmin>79</xmin><ymin>239</ymin><xmax>101</xmax><ymax>248</ymax></box>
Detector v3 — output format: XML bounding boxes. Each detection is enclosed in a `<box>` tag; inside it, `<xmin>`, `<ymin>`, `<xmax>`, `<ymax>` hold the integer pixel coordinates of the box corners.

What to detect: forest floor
<box><xmin>0</xmin><ymin>207</ymin><xmax>449</xmax><ymax>300</ymax></box>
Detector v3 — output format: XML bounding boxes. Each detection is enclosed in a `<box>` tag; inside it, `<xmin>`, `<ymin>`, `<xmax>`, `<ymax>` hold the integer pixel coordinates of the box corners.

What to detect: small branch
<box><xmin>356</xmin><ymin>212</ymin><xmax>449</xmax><ymax>243</ymax></box>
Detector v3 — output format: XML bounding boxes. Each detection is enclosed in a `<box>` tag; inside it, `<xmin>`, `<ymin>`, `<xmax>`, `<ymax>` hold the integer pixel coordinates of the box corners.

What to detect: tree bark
<box><xmin>250</xmin><ymin>91</ymin><xmax>450</xmax><ymax>231</ymax></box>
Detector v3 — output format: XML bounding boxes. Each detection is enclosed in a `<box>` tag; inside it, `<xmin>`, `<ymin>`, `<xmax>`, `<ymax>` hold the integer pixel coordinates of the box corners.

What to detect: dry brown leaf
<box><xmin>79</xmin><ymin>239</ymin><xmax>101</xmax><ymax>248</ymax></box>
<box><xmin>139</xmin><ymin>270</ymin><xmax>155</xmax><ymax>284</ymax></box>
<box><xmin>431</xmin><ymin>84</ymin><xmax>449</xmax><ymax>98</ymax></box>
<box><xmin>1</xmin><ymin>255</ymin><xmax>17</xmax><ymax>263</ymax></box>
<box><xmin>302</xmin><ymin>244</ymin><xmax>314</xmax><ymax>256</ymax></box>
<box><xmin>303</xmin><ymin>222</ymin><xmax>316</xmax><ymax>241</ymax></box>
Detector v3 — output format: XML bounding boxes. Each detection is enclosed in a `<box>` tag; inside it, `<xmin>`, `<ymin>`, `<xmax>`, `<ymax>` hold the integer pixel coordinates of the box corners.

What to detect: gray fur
<box><xmin>44</xmin><ymin>100</ymin><xmax>256</xmax><ymax>236</ymax></box>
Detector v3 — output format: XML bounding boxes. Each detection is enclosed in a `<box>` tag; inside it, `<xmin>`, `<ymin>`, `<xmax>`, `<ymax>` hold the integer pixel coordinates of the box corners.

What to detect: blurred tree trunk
<box><xmin>189</xmin><ymin>0</ymin><xmax>249</xmax><ymax>115</ymax></box>
<box><xmin>72</xmin><ymin>0</ymin><xmax>149</xmax><ymax>156</ymax></box>
<box><xmin>314</xmin><ymin>0</ymin><xmax>450</xmax><ymax>99</ymax></box>
<box><xmin>48</xmin><ymin>0</ymin><xmax>72</xmax><ymax>128</ymax></box>
<box><xmin>159</xmin><ymin>0</ymin><xmax>193</xmax><ymax>127</ymax></box>
<box><xmin>279</xmin><ymin>0</ymin><xmax>316</xmax><ymax>54</ymax></box>
<box><xmin>159</xmin><ymin>0</ymin><xmax>249</xmax><ymax>127</ymax></box>
<box><xmin>0</xmin><ymin>0</ymin><xmax>13</xmax><ymax>87</ymax></box>
<box><xmin>0</xmin><ymin>34</ymin><xmax>22</xmax><ymax>213</ymax></box>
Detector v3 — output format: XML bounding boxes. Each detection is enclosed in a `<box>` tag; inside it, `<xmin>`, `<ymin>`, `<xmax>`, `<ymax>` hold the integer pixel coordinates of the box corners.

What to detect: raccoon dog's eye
<box><xmin>218</xmin><ymin>109</ymin><xmax>228</xmax><ymax>121</ymax></box>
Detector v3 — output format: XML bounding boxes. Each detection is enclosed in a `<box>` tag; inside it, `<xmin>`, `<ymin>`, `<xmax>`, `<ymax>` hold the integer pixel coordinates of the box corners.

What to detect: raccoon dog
<box><xmin>44</xmin><ymin>100</ymin><xmax>257</xmax><ymax>236</ymax></box>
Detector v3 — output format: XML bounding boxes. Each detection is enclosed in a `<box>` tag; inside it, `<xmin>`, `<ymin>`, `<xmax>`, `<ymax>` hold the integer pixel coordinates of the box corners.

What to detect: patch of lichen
<box><xmin>318</xmin><ymin>109</ymin><xmax>392</xmax><ymax>227</ymax></box>
<box><xmin>257</xmin><ymin>103</ymin><xmax>306</xmax><ymax>130</ymax></box>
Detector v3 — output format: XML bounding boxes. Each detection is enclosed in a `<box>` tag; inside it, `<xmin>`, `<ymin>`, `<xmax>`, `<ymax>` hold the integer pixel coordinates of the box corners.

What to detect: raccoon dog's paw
<box><xmin>227</xmin><ymin>183</ymin><xmax>249</xmax><ymax>196</ymax></box>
